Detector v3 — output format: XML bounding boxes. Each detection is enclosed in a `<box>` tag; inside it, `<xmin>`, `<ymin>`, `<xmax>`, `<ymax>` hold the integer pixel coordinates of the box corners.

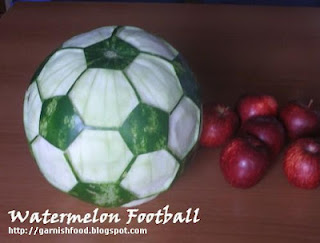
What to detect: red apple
<box><xmin>279</xmin><ymin>100</ymin><xmax>320</xmax><ymax>140</ymax></box>
<box><xmin>283</xmin><ymin>138</ymin><xmax>320</xmax><ymax>189</ymax></box>
<box><xmin>200</xmin><ymin>103</ymin><xmax>239</xmax><ymax>147</ymax></box>
<box><xmin>237</xmin><ymin>94</ymin><xmax>278</xmax><ymax>122</ymax></box>
<box><xmin>220</xmin><ymin>136</ymin><xmax>270</xmax><ymax>188</ymax></box>
<box><xmin>241</xmin><ymin>116</ymin><xmax>285</xmax><ymax>158</ymax></box>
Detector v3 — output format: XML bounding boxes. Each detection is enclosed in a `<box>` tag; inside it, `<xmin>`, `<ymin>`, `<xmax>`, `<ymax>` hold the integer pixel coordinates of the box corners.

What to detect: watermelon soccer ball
<box><xmin>23</xmin><ymin>26</ymin><xmax>202</xmax><ymax>207</ymax></box>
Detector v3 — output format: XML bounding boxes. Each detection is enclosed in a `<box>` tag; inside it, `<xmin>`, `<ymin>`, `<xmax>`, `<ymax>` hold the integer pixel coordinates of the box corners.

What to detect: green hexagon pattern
<box><xmin>39</xmin><ymin>96</ymin><xmax>84</xmax><ymax>150</ymax></box>
<box><xmin>172</xmin><ymin>54</ymin><xmax>201</xmax><ymax>107</ymax></box>
<box><xmin>84</xmin><ymin>36</ymin><xmax>140</xmax><ymax>70</ymax></box>
<box><xmin>120</xmin><ymin>103</ymin><xmax>169</xmax><ymax>155</ymax></box>
<box><xmin>69</xmin><ymin>183</ymin><xmax>137</xmax><ymax>207</ymax></box>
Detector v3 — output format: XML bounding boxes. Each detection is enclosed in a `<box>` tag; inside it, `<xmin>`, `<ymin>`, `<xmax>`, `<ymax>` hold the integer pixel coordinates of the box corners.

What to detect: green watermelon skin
<box><xmin>23</xmin><ymin>26</ymin><xmax>202</xmax><ymax>207</ymax></box>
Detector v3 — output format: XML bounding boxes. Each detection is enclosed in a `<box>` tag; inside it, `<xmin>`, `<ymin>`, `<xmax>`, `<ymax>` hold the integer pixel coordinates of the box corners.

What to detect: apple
<box><xmin>200</xmin><ymin>103</ymin><xmax>239</xmax><ymax>147</ymax></box>
<box><xmin>279</xmin><ymin>100</ymin><xmax>320</xmax><ymax>140</ymax></box>
<box><xmin>237</xmin><ymin>94</ymin><xmax>278</xmax><ymax>122</ymax></box>
<box><xmin>283</xmin><ymin>138</ymin><xmax>320</xmax><ymax>189</ymax></box>
<box><xmin>241</xmin><ymin>116</ymin><xmax>285</xmax><ymax>158</ymax></box>
<box><xmin>220</xmin><ymin>136</ymin><xmax>270</xmax><ymax>188</ymax></box>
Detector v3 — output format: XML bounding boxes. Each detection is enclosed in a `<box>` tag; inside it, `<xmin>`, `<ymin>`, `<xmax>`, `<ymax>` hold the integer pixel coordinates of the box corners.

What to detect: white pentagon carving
<box><xmin>63</xmin><ymin>26</ymin><xmax>116</xmax><ymax>48</ymax></box>
<box><xmin>69</xmin><ymin>68</ymin><xmax>139</xmax><ymax>128</ymax></box>
<box><xmin>125</xmin><ymin>54</ymin><xmax>183</xmax><ymax>113</ymax></box>
<box><xmin>117</xmin><ymin>26</ymin><xmax>178</xmax><ymax>60</ymax></box>
<box><xmin>23</xmin><ymin>82</ymin><xmax>42</xmax><ymax>141</ymax></box>
<box><xmin>67</xmin><ymin>130</ymin><xmax>133</xmax><ymax>183</ymax></box>
<box><xmin>168</xmin><ymin>97</ymin><xmax>200</xmax><ymax>159</ymax></box>
<box><xmin>32</xmin><ymin>136</ymin><xmax>77</xmax><ymax>192</ymax></box>
<box><xmin>120</xmin><ymin>150</ymin><xmax>179</xmax><ymax>198</ymax></box>
<box><xmin>37</xmin><ymin>49</ymin><xmax>87</xmax><ymax>100</ymax></box>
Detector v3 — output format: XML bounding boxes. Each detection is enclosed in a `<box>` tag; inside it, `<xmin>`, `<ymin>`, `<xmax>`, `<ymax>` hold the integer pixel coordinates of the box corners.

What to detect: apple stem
<box><xmin>216</xmin><ymin>105</ymin><xmax>227</xmax><ymax>116</ymax></box>
<box><xmin>308</xmin><ymin>99</ymin><xmax>314</xmax><ymax>108</ymax></box>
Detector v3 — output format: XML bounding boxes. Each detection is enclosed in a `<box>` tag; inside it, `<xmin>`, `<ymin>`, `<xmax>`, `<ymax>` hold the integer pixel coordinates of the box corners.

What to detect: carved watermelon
<box><xmin>23</xmin><ymin>26</ymin><xmax>202</xmax><ymax>207</ymax></box>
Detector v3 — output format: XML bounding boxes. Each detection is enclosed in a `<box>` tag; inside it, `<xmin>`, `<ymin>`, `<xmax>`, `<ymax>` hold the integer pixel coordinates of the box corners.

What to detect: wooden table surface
<box><xmin>2</xmin><ymin>2</ymin><xmax>320</xmax><ymax>243</ymax></box>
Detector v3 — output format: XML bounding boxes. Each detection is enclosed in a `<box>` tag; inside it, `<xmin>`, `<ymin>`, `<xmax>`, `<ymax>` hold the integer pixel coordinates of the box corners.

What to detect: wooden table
<box><xmin>2</xmin><ymin>2</ymin><xmax>320</xmax><ymax>243</ymax></box>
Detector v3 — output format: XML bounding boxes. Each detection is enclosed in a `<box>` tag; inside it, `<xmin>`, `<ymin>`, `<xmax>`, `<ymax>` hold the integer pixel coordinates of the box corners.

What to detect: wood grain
<box><xmin>1</xmin><ymin>2</ymin><xmax>320</xmax><ymax>243</ymax></box>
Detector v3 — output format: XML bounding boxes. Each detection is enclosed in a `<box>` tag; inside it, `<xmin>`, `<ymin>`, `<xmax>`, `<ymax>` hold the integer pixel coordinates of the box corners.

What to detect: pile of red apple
<box><xmin>200</xmin><ymin>95</ymin><xmax>320</xmax><ymax>189</ymax></box>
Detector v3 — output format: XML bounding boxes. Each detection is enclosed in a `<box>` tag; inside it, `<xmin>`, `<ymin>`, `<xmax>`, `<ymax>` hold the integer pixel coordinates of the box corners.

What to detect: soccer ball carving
<box><xmin>23</xmin><ymin>26</ymin><xmax>202</xmax><ymax>207</ymax></box>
